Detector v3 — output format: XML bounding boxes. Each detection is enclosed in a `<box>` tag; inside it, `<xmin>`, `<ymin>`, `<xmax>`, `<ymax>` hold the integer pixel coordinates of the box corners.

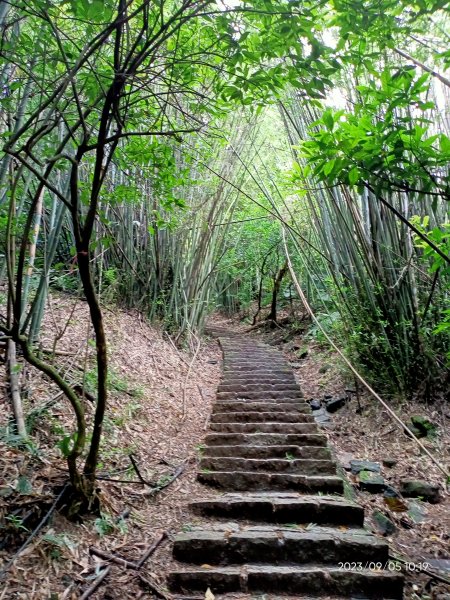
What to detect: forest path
<box><xmin>167</xmin><ymin>330</ymin><xmax>404</xmax><ymax>599</ymax></box>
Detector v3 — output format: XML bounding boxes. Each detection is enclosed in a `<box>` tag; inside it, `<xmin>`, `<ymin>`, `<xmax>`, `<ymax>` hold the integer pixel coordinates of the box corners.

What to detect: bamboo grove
<box><xmin>0</xmin><ymin>0</ymin><xmax>449</xmax><ymax>512</ymax></box>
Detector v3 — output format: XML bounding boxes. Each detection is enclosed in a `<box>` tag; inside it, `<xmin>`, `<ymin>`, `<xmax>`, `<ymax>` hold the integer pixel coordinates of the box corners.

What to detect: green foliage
<box><xmin>84</xmin><ymin>367</ymin><xmax>142</xmax><ymax>398</ymax></box>
<box><xmin>42</xmin><ymin>532</ymin><xmax>78</xmax><ymax>560</ymax></box>
<box><xmin>5</xmin><ymin>514</ymin><xmax>29</xmax><ymax>532</ymax></box>
<box><xmin>0</xmin><ymin>425</ymin><xmax>39</xmax><ymax>454</ymax></box>
<box><xmin>301</xmin><ymin>68</ymin><xmax>450</xmax><ymax>199</ymax></box>
<box><xmin>409</xmin><ymin>216</ymin><xmax>450</xmax><ymax>365</ymax></box>
<box><xmin>15</xmin><ymin>475</ymin><xmax>33</xmax><ymax>495</ymax></box>
<box><xmin>56</xmin><ymin>432</ymin><xmax>78</xmax><ymax>458</ymax></box>
<box><xmin>94</xmin><ymin>513</ymin><xmax>127</xmax><ymax>537</ymax></box>
<box><xmin>306</xmin><ymin>312</ymin><xmax>341</xmax><ymax>343</ymax></box>
<box><xmin>410</xmin><ymin>216</ymin><xmax>450</xmax><ymax>274</ymax></box>
<box><xmin>280</xmin><ymin>0</ymin><xmax>450</xmax><ymax>398</ymax></box>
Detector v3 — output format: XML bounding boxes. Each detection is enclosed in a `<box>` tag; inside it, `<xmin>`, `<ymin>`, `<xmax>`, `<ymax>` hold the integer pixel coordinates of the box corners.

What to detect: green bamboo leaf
<box><xmin>322</xmin><ymin>110</ymin><xmax>334</xmax><ymax>131</ymax></box>
<box><xmin>16</xmin><ymin>475</ymin><xmax>33</xmax><ymax>495</ymax></box>
<box><xmin>440</xmin><ymin>134</ymin><xmax>450</xmax><ymax>154</ymax></box>
<box><xmin>323</xmin><ymin>159</ymin><xmax>335</xmax><ymax>176</ymax></box>
<box><xmin>348</xmin><ymin>167</ymin><xmax>360</xmax><ymax>186</ymax></box>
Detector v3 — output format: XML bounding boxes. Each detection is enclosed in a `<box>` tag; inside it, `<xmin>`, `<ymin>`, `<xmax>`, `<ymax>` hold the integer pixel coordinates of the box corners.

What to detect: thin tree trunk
<box><xmin>7</xmin><ymin>339</ymin><xmax>27</xmax><ymax>438</ymax></box>
<box><xmin>268</xmin><ymin>261</ymin><xmax>288</xmax><ymax>323</ymax></box>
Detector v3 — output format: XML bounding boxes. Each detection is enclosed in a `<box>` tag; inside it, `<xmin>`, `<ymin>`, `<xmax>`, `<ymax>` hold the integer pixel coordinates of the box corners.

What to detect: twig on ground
<box><xmin>146</xmin><ymin>462</ymin><xmax>186</xmax><ymax>497</ymax></box>
<box><xmin>79</xmin><ymin>566</ymin><xmax>111</xmax><ymax>600</ymax></box>
<box><xmin>181</xmin><ymin>331</ymin><xmax>201</xmax><ymax>423</ymax></box>
<box><xmin>197</xmin><ymin>385</ymin><xmax>210</xmax><ymax>431</ymax></box>
<box><xmin>96</xmin><ymin>460</ymin><xmax>186</xmax><ymax>491</ymax></box>
<box><xmin>40</xmin><ymin>348</ymin><xmax>77</xmax><ymax>357</ymax></box>
<box><xmin>95</xmin><ymin>475</ymin><xmax>150</xmax><ymax>484</ymax></box>
<box><xmin>136</xmin><ymin>532</ymin><xmax>168</xmax><ymax>568</ymax></box>
<box><xmin>89</xmin><ymin>531</ymin><xmax>167</xmax><ymax>573</ymax></box>
<box><xmin>89</xmin><ymin>547</ymin><xmax>138</xmax><ymax>569</ymax></box>
<box><xmin>164</xmin><ymin>331</ymin><xmax>190</xmax><ymax>368</ymax></box>
<box><xmin>32</xmin><ymin>390</ymin><xmax>64</xmax><ymax>412</ymax></box>
<box><xmin>115</xmin><ymin>507</ymin><xmax>131</xmax><ymax>522</ymax></box>
<box><xmin>160</xmin><ymin>457</ymin><xmax>177</xmax><ymax>468</ymax></box>
<box><xmin>245</xmin><ymin>316</ymin><xmax>290</xmax><ymax>332</ymax></box>
<box><xmin>381</xmin><ymin>426</ymin><xmax>396</xmax><ymax>437</ymax></box>
<box><xmin>138</xmin><ymin>573</ymin><xmax>172</xmax><ymax>599</ymax></box>
<box><xmin>129</xmin><ymin>453</ymin><xmax>152</xmax><ymax>486</ymax></box>
<box><xmin>0</xmin><ymin>481</ymin><xmax>69</xmax><ymax>579</ymax></box>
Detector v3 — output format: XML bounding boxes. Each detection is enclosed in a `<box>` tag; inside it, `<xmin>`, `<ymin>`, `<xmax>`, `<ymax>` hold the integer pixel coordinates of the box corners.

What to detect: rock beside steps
<box><xmin>168</xmin><ymin>336</ymin><xmax>403</xmax><ymax>599</ymax></box>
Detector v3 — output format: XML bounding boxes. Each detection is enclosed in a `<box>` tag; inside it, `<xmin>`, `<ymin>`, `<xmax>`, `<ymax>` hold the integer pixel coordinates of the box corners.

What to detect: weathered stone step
<box><xmin>197</xmin><ymin>471</ymin><xmax>344</xmax><ymax>493</ymax></box>
<box><xmin>220</xmin><ymin>378</ymin><xmax>297</xmax><ymax>385</ymax></box>
<box><xmin>169</xmin><ymin>334</ymin><xmax>404</xmax><ymax>599</ymax></box>
<box><xmin>222</xmin><ymin>345</ymin><xmax>283</xmax><ymax>359</ymax></box>
<box><xmin>217</xmin><ymin>391</ymin><xmax>304</xmax><ymax>400</ymax></box>
<box><xmin>224</xmin><ymin>361</ymin><xmax>287</xmax><ymax>368</ymax></box>
<box><xmin>173</xmin><ymin>595</ymin><xmax>399</xmax><ymax>600</ymax></box>
<box><xmin>218</xmin><ymin>383</ymin><xmax>300</xmax><ymax>393</ymax></box>
<box><xmin>213</xmin><ymin>401</ymin><xmax>310</xmax><ymax>413</ymax></box>
<box><xmin>224</xmin><ymin>354</ymin><xmax>285</xmax><ymax>359</ymax></box>
<box><xmin>168</xmin><ymin>565</ymin><xmax>403</xmax><ymax>598</ymax></box>
<box><xmin>190</xmin><ymin>492</ymin><xmax>364</xmax><ymax>525</ymax></box>
<box><xmin>211</xmin><ymin>411</ymin><xmax>314</xmax><ymax>423</ymax></box>
<box><xmin>202</xmin><ymin>444</ymin><xmax>331</xmax><ymax>459</ymax></box>
<box><xmin>221</xmin><ymin>348</ymin><xmax>273</xmax><ymax>352</ymax></box>
<box><xmin>200</xmin><ymin>457</ymin><xmax>337</xmax><ymax>475</ymax></box>
<box><xmin>223</xmin><ymin>360</ymin><xmax>287</xmax><ymax>365</ymax></box>
<box><xmin>209</xmin><ymin>422</ymin><xmax>318</xmax><ymax>434</ymax></box>
<box><xmin>173</xmin><ymin>525</ymin><xmax>387</xmax><ymax>564</ymax></box>
<box><xmin>223</xmin><ymin>366</ymin><xmax>288</xmax><ymax>373</ymax></box>
<box><xmin>221</xmin><ymin>372</ymin><xmax>295</xmax><ymax>378</ymax></box>
<box><xmin>205</xmin><ymin>433</ymin><xmax>328</xmax><ymax>447</ymax></box>
<box><xmin>223</xmin><ymin>366</ymin><xmax>292</xmax><ymax>373</ymax></box>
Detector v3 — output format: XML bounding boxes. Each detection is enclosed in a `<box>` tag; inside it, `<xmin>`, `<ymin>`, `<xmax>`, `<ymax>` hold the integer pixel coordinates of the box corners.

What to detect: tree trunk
<box><xmin>7</xmin><ymin>339</ymin><xmax>27</xmax><ymax>438</ymax></box>
<box><xmin>268</xmin><ymin>261</ymin><xmax>288</xmax><ymax>323</ymax></box>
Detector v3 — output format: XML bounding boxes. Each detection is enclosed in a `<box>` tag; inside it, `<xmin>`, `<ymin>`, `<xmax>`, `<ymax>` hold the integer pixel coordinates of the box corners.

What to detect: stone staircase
<box><xmin>167</xmin><ymin>334</ymin><xmax>403</xmax><ymax>598</ymax></box>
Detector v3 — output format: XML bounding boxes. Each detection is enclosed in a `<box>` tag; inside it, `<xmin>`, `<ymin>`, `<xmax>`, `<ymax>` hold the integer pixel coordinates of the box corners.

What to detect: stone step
<box><xmin>220</xmin><ymin>378</ymin><xmax>297</xmax><ymax>385</ymax></box>
<box><xmin>197</xmin><ymin>471</ymin><xmax>344</xmax><ymax>493</ymax></box>
<box><xmin>173</xmin><ymin>525</ymin><xmax>388</xmax><ymax>565</ymax></box>
<box><xmin>190</xmin><ymin>493</ymin><xmax>364</xmax><ymax>525</ymax></box>
<box><xmin>223</xmin><ymin>367</ymin><xmax>289</xmax><ymax>373</ymax></box>
<box><xmin>221</xmin><ymin>375</ymin><xmax>295</xmax><ymax>382</ymax></box>
<box><xmin>174</xmin><ymin>592</ymin><xmax>400</xmax><ymax>600</ymax></box>
<box><xmin>224</xmin><ymin>352</ymin><xmax>287</xmax><ymax>355</ymax></box>
<box><xmin>223</xmin><ymin>362</ymin><xmax>287</xmax><ymax>368</ymax></box>
<box><xmin>209</xmin><ymin>422</ymin><xmax>318</xmax><ymax>434</ymax></box>
<box><xmin>210</xmin><ymin>412</ymin><xmax>314</xmax><ymax>423</ymax></box>
<box><xmin>169</xmin><ymin>334</ymin><xmax>404</xmax><ymax>599</ymax></box>
<box><xmin>168</xmin><ymin>565</ymin><xmax>403</xmax><ymax>598</ymax></box>
<box><xmin>213</xmin><ymin>401</ymin><xmax>310</xmax><ymax>413</ymax></box>
<box><xmin>200</xmin><ymin>457</ymin><xmax>337</xmax><ymax>475</ymax></box>
<box><xmin>202</xmin><ymin>444</ymin><xmax>331</xmax><ymax>460</ymax></box>
<box><xmin>217</xmin><ymin>391</ymin><xmax>304</xmax><ymax>400</ymax></box>
<box><xmin>223</xmin><ymin>366</ymin><xmax>292</xmax><ymax>374</ymax></box>
<box><xmin>204</xmin><ymin>433</ymin><xmax>328</xmax><ymax>447</ymax></box>
<box><xmin>224</xmin><ymin>355</ymin><xmax>286</xmax><ymax>361</ymax></box>
<box><xmin>223</xmin><ymin>360</ymin><xmax>287</xmax><ymax>366</ymax></box>
<box><xmin>223</xmin><ymin>352</ymin><xmax>285</xmax><ymax>356</ymax></box>
<box><xmin>218</xmin><ymin>383</ymin><xmax>300</xmax><ymax>393</ymax></box>
<box><xmin>222</xmin><ymin>348</ymin><xmax>281</xmax><ymax>353</ymax></box>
